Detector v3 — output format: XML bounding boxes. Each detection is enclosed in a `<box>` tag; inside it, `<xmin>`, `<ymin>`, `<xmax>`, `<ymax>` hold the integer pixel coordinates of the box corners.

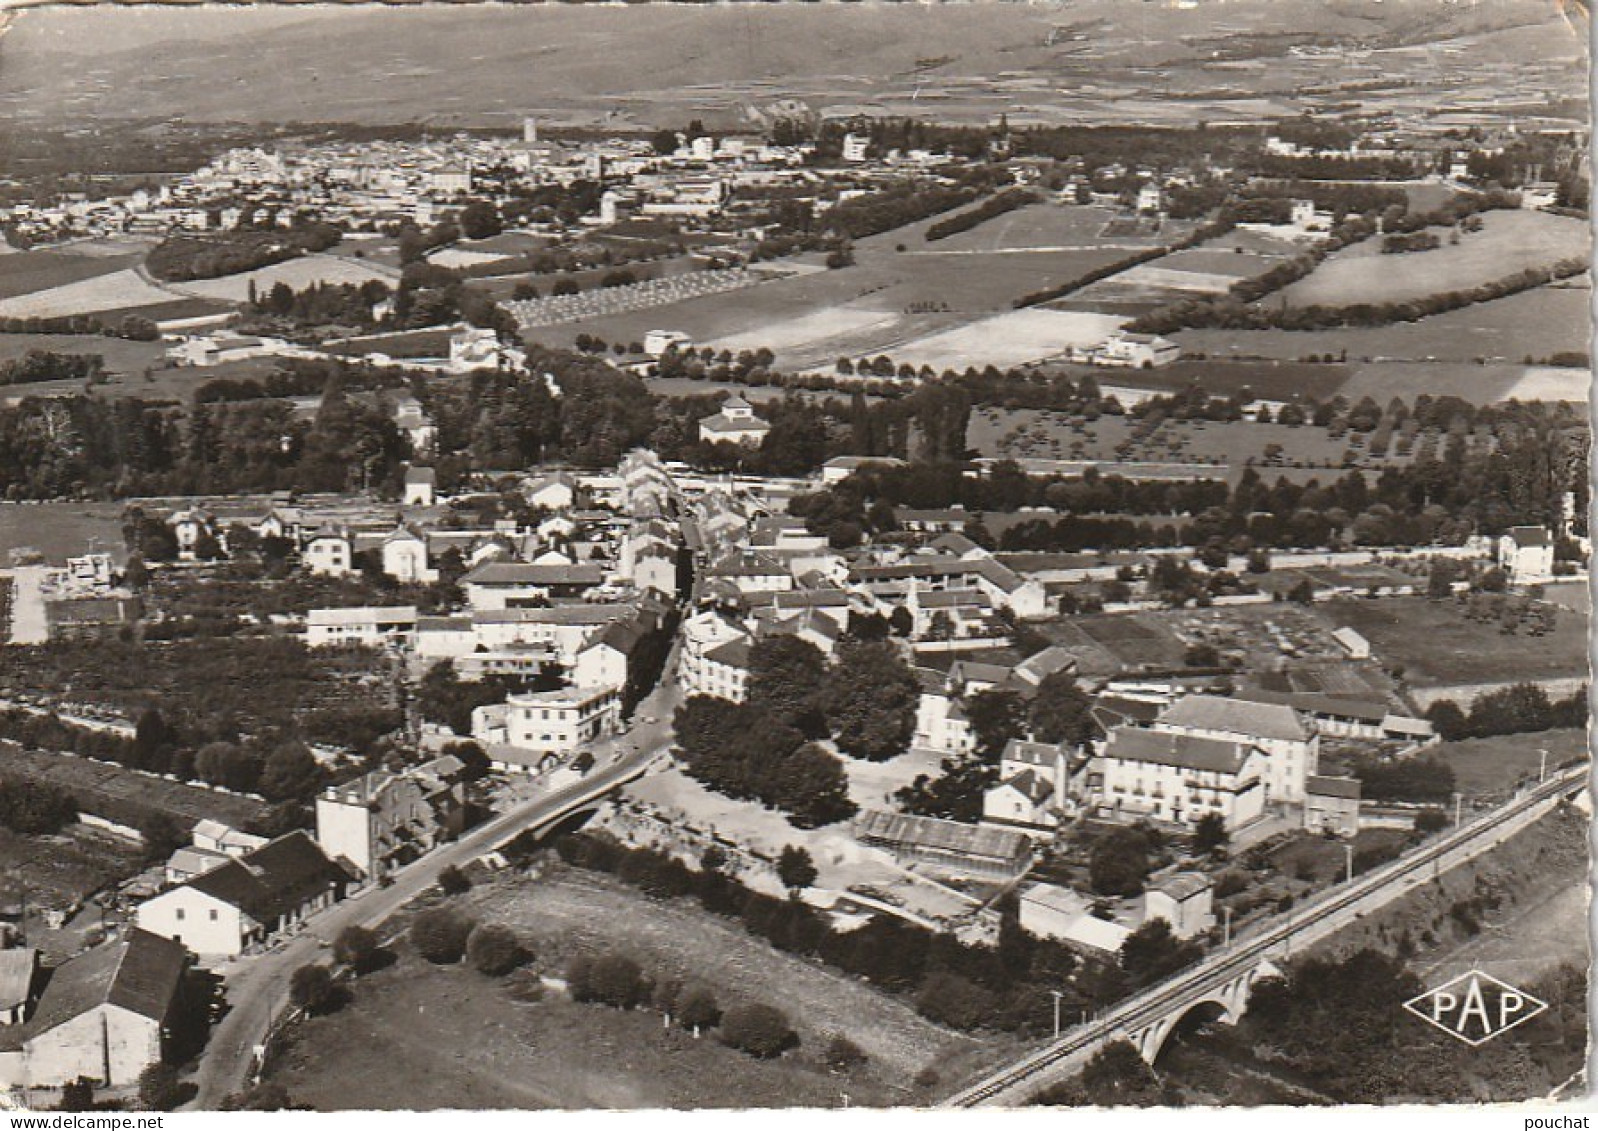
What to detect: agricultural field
<box><xmin>531</xmin><ymin>205</ymin><xmax>1162</xmax><ymax>371</ymax></box>
<box><xmin>167</xmin><ymin>253</ymin><xmax>399</xmax><ymax>303</ymax></box>
<box><xmin>0</xmin><ymin>825</ymin><xmax>144</xmax><ymax>940</ymax></box>
<box><xmin>0</xmin><ymin>332</ymin><xmax>168</xmax><ymax>375</ymax></box>
<box><xmin>1279</xmin><ymin>210</ymin><xmax>1589</xmax><ymax>308</ymax></box>
<box><xmin>872</xmin><ymin>308</ymin><xmax>1123</xmax><ymax>372</ymax></box>
<box><xmin>1430</xmin><ymin>728</ymin><xmax>1587</xmax><ymax>800</ymax></box>
<box><xmin>1323</xmin><ymin>595</ymin><xmax>1588</xmax><ymax>690</ymax></box>
<box><xmin>1093</xmin><ymin>357</ymin><xmax>1354</xmax><ymax>402</ymax></box>
<box><xmin>1336</xmin><ymin>360</ymin><xmax>1589</xmax><ymax>406</ymax></box>
<box><xmin>0</xmin><ymin>248</ymin><xmax>146</xmax><ymax>301</ymax></box>
<box><xmin>0</xmin><ymin>743</ymin><xmax>267</xmax><ymax>831</ymax></box>
<box><xmin>1176</xmin><ymin>280</ymin><xmax>1592</xmax><ymax>371</ymax></box>
<box><xmin>266</xmin><ymin>869</ymin><xmax>1002</xmax><ymax>1109</ymax></box>
<box><xmin>0</xmin><ymin>501</ymin><xmax>127</xmax><ymax>565</ymax></box>
<box><xmin>0</xmin><ymin>267</ymin><xmax>182</xmax><ymax>318</ymax></box>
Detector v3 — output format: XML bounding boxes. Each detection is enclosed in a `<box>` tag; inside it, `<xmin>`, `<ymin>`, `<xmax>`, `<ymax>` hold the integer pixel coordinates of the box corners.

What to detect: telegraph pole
<box><xmin>1049</xmin><ymin>989</ymin><xmax>1064</xmax><ymax>1039</ymax></box>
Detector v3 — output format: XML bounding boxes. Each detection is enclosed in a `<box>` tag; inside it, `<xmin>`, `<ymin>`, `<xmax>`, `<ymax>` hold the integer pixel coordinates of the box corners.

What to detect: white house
<box><xmin>306</xmin><ymin>605</ymin><xmax>417</xmax><ymax>649</ymax></box>
<box><xmin>381</xmin><ymin>523</ymin><xmax>436</xmax><ymax>584</ymax></box>
<box><xmin>1497</xmin><ymin>526</ymin><xmax>1555</xmax><ymax>585</ymax></box>
<box><xmin>698</xmin><ymin>394</ymin><xmax>772</xmax><ymax>447</ymax></box>
<box><xmin>644</xmin><ymin>330</ymin><xmax>692</xmax><ymax>357</ymax></box>
<box><xmin>1143</xmin><ymin>872</ymin><xmax>1214</xmax><ymax>939</ymax></box>
<box><xmin>472</xmin><ymin>683</ymin><xmax>623</xmax><ymax>765</ymax></box>
<box><xmin>314</xmin><ymin>755</ymin><xmax>467</xmax><ymax>882</ymax></box>
<box><xmin>524</xmin><ymin>472</ymin><xmax>579</xmax><ymax>512</ymax></box>
<box><xmin>679</xmin><ymin>609</ymin><xmax>751</xmax><ymax>697</ymax></box>
<box><xmin>136</xmin><ymin>832</ymin><xmax>349</xmax><ymax>961</ymax></box>
<box><xmin>1098</xmin><ymin>331</ymin><xmax>1180</xmax><ymax>369</ymax></box>
<box><xmin>1097</xmin><ymin>726</ymin><xmax>1266</xmax><ymax>831</ymax></box>
<box><xmin>1017</xmin><ymin>883</ymin><xmax>1133</xmax><ymax>954</ymax></box>
<box><xmin>0</xmin><ymin>949</ymin><xmax>38</xmax><ymax>1027</ymax></box>
<box><xmin>303</xmin><ymin>526</ymin><xmax>355</xmax><ymax>577</ymax></box>
<box><xmin>402</xmin><ymin>466</ymin><xmax>437</xmax><ymax>508</ymax></box>
<box><xmin>0</xmin><ymin>929</ymin><xmax>188</xmax><ymax>1090</ymax></box>
<box><xmin>1151</xmin><ymin>694</ymin><xmax>1318</xmax><ymax>805</ymax></box>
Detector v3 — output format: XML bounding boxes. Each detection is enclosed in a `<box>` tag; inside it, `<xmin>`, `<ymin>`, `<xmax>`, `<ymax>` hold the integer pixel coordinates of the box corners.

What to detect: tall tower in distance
<box><xmin>523</xmin><ymin>117</ymin><xmax>539</xmax><ymax>144</ymax></box>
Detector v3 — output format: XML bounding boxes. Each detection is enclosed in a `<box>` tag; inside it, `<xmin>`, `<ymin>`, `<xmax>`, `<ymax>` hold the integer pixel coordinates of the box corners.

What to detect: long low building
<box><xmin>852</xmin><ymin>809</ymin><xmax>1033</xmax><ymax>880</ymax></box>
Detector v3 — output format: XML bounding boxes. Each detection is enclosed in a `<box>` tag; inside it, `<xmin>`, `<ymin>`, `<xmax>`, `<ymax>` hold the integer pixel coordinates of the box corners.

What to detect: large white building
<box><xmin>314</xmin><ymin>755</ymin><xmax>467</xmax><ymax>882</ymax></box>
<box><xmin>1151</xmin><ymin>694</ymin><xmax>1318</xmax><ymax>804</ymax></box>
<box><xmin>1097</xmin><ymin>726</ymin><xmax>1266</xmax><ymax>831</ymax></box>
<box><xmin>472</xmin><ymin>683</ymin><xmax>623</xmax><ymax>765</ymax></box>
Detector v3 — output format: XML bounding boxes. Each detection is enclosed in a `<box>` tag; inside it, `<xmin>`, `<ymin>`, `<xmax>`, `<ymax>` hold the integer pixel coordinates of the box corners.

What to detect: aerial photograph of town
<box><xmin>0</xmin><ymin>0</ymin><xmax>1589</xmax><ymax>1117</ymax></box>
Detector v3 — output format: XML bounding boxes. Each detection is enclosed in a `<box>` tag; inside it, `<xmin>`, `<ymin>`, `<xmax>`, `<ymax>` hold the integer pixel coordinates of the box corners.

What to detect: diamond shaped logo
<box><xmin>1403</xmin><ymin>969</ymin><xmax>1549</xmax><ymax>1047</ymax></box>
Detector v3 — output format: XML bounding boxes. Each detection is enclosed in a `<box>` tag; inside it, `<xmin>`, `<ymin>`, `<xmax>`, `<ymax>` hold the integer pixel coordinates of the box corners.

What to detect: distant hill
<box><xmin>0</xmin><ymin>0</ymin><xmax>1583</xmax><ymax>130</ymax></box>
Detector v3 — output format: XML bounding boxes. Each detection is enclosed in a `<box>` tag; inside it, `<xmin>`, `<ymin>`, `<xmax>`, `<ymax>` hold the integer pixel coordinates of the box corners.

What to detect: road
<box><xmin>944</xmin><ymin>765</ymin><xmax>1589</xmax><ymax>1107</ymax></box>
<box><xmin>187</xmin><ymin>689</ymin><xmax>678</xmax><ymax>1110</ymax></box>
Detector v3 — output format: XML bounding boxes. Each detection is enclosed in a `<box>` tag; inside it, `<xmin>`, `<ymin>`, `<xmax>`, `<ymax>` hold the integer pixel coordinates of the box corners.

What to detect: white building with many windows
<box><xmin>1097</xmin><ymin>726</ymin><xmax>1266</xmax><ymax>831</ymax></box>
<box><xmin>471</xmin><ymin>683</ymin><xmax>622</xmax><ymax>765</ymax></box>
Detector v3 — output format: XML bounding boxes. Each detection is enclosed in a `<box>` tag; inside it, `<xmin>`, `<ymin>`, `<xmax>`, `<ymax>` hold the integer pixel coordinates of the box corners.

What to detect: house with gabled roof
<box><xmin>1152</xmin><ymin>693</ymin><xmax>1318</xmax><ymax>804</ymax></box>
<box><xmin>0</xmin><ymin>928</ymin><xmax>189</xmax><ymax>1089</ymax></box>
<box><xmin>136</xmin><ymin>832</ymin><xmax>350</xmax><ymax>960</ymax></box>
<box><xmin>698</xmin><ymin>394</ymin><xmax>771</xmax><ymax>447</ymax></box>
<box><xmin>1097</xmin><ymin>726</ymin><xmax>1266</xmax><ymax>831</ymax></box>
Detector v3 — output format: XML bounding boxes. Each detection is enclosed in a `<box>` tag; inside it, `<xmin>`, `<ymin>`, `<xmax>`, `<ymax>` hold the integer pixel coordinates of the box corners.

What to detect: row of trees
<box><xmin>924</xmin><ymin>188</ymin><xmax>1037</xmax><ymax>242</ymax></box>
<box><xmin>550</xmin><ymin>832</ymin><xmax>1126</xmax><ymax>1035</ymax></box>
<box><xmin>0</xmin><ymin>350</ymin><xmax>103</xmax><ymax>388</ymax></box>
<box><xmin>146</xmin><ymin>223</ymin><xmax>341</xmax><ymax>282</ymax></box>
<box><xmin>1424</xmin><ymin>682</ymin><xmax>1588</xmax><ymax>743</ymax></box>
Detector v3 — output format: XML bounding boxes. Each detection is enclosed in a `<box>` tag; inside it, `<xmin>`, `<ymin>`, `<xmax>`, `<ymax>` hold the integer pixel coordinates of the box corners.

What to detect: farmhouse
<box><xmin>698</xmin><ymin>394</ymin><xmax>772</xmax><ymax>447</ymax></box>
<box><xmin>0</xmin><ymin>929</ymin><xmax>189</xmax><ymax>1090</ymax></box>
<box><xmin>136</xmin><ymin>832</ymin><xmax>350</xmax><ymax>960</ymax></box>
<box><xmin>1097</xmin><ymin>331</ymin><xmax>1181</xmax><ymax>369</ymax></box>
<box><xmin>1234</xmin><ymin>689</ymin><xmax>1434</xmax><ymax>744</ymax></box>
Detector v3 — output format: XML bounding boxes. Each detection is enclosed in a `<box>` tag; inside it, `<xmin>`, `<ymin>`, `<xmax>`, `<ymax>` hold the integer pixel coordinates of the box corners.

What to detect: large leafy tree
<box><xmin>1028</xmin><ymin>670</ymin><xmax>1098</xmax><ymax>748</ymax></box>
<box><xmin>825</xmin><ymin>641</ymin><xmax>919</xmax><ymax>762</ymax></box>
<box><xmin>746</xmin><ymin>635</ymin><xmax>829</xmax><ymax>737</ymax></box>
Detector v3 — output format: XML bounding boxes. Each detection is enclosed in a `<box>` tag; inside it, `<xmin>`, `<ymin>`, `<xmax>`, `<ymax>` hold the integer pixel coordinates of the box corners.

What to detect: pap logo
<box><xmin>1403</xmin><ymin>970</ymin><xmax>1548</xmax><ymax>1046</ymax></box>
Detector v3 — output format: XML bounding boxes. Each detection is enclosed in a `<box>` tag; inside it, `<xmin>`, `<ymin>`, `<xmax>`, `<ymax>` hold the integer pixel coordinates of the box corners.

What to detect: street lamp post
<box><xmin>1453</xmin><ymin>791</ymin><xmax>1463</xmax><ymax>828</ymax></box>
<box><xmin>1344</xmin><ymin>841</ymin><xmax>1354</xmax><ymax>885</ymax></box>
<box><xmin>1539</xmin><ymin>748</ymin><xmax>1549</xmax><ymax>783</ymax></box>
<box><xmin>1049</xmin><ymin>989</ymin><xmax>1064</xmax><ymax>1039</ymax></box>
<box><xmin>1222</xmin><ymin>904</ymin><xmax>1232</xmax><ymax>949</ymax></box>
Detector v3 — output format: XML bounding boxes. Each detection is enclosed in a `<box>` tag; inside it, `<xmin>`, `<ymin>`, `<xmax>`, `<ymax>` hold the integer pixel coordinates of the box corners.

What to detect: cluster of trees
<box><xmin>0</xmin><ymin>313</ymin><xmax>158</xmax><ymax>340</ymax></box>
<box><xmin>244</xmin><ymin>278</ymin><xmax>392</xmax><ymax>332</ymax></box>
<box><xmin>671</xmin><ymin>637</ymin><xmax>923</xmax><ymax>826</ymax></box>
<box><xmin>924</xmin><ymin>188</ymin><xmax>1037</xmax><ymax>242</ymax></box>
<box><xmin>408</xmin><ymin>904</ymin><xmax>533</xmax><ymax>977</ymax></box>
<box><xmin>1382</xmin><ymin>230</ymin><xmax>1442</xmax><ymax>254</ymax></box>
<box><xmin>566</xmin><ymin>947</ymin><xmax>798</xmax><ymax>1056</ymax></box>
<box><xmin>820</xmin><ymin>180</ymin><xmax>985</xmax><ymax>240</ymax></box>
<box><xmin>0</xmin><ymin>350</ymin><xmax>103</xmax><ymax>388</ymax></box>
<box><xmin>551</xmin><ymin>832</ymin><xmax>1125</xmax><ymax>1034</ymax></box>
<box><xmin>1350</xmin><ymin>754</ymin><xmax>1456</xmax><ymax>804</ymax></box>
<box><xmin>1242</xmin><ymin>950</ymin><xmax>1585</xmax><ymax>1102</ymax></box>
<box><xmin>1424</xmin><ymin>682</ymin><xmax>1588</xmax><ymax>743</ymax></box>
<box><xmin>0</xmin><ymin>774</ymin><xmax>78</xmax><ymax>835</ymax></box>
<box><xmin>146</xmin><ymin>223</ymin><xmax>341</xmax><ymax>282</ymax></box>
